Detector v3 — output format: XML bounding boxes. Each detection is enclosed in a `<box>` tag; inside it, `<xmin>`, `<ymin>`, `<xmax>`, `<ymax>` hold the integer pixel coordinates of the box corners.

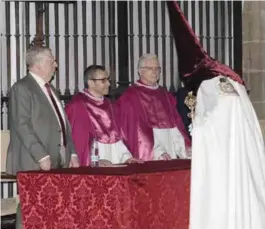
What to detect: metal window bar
<box><xmin>1</xmin><ymin>0</ymin><xmax>242</xmax><ymax>130</ymax></box>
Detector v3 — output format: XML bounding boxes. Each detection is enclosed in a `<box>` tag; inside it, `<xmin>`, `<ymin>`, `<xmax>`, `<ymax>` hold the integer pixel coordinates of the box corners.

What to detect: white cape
<box><xmin>189</xmin><ymin>75</ymin><xmax>265</xmax><ymax>229</ymax></box>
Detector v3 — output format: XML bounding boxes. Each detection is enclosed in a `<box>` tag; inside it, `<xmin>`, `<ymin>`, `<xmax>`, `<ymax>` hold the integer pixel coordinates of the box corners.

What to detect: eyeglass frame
<box><xmin>141</xmin><ymin>66</ymin><xmax>161</xmax><ymax>72</ymax></box>
<box><xmin>90</xmin><ymin>77</ymin><xmax>111</xmax><ymax>83</ymax></box>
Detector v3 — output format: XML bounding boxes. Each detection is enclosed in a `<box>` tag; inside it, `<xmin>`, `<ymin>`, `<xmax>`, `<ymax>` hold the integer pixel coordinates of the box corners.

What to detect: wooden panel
<box><xmin>1</xmin><ymin>130</ymin><xmax>10</xmax><ymax>173</ymax></box>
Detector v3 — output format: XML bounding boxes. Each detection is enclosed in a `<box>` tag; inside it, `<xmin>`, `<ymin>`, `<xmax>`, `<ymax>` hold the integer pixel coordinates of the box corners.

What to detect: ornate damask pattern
<box><xmin>17</xmin><ymin>169</ymin><xmax>190</xmax><ymax>229</ymax></box>
<box><xmin>128</xmin><ymin>170</ymin><xmax>190</xmax><ymax>229</ymax></box>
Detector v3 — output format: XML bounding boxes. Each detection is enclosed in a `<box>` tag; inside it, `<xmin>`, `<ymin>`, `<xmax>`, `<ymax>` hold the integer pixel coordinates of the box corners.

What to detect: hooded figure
<box><xmin>167</xmin><ymin>2</ymin><xmax>265</xmax><ymax>229</ymax></box>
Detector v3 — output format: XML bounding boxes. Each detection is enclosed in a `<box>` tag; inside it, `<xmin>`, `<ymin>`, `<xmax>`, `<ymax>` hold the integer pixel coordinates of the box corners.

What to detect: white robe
<box><xmin>189</xmin><ymin>75</ymin><xmax>265</xmax><ymax>229</ymax></box>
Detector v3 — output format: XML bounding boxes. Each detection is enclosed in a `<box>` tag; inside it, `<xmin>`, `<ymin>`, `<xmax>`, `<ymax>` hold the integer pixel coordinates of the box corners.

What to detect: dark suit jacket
<box><xmin>6</xmin><ymin>74</ymin><xmax>77</xmax><ymax>175</ymax></box>
<box><xmin>175</xmin><ymin>87</ymin><xmax>192</xmax><ymax>139</ymax></box>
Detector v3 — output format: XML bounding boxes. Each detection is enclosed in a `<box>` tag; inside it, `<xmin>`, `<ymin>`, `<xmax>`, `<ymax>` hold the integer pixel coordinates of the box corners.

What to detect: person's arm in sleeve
<box><xmin>65</xmin><ymin>99</ymin><xmax>92</xmax><ymax>166</ymax></box>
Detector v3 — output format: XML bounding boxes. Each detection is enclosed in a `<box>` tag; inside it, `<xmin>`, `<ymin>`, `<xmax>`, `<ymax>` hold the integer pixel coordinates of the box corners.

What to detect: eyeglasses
<box><xmin>44</xmin><ymin>57</ymin><xmax>56</xmax><ymax>64</ymax></box>
<box><xmin>91</xmin><ymin>77</ymin><xmax>111</xmax><ymax>83</ymax></box>
<box><xmin>141</xmin><ymin>66</ymin><xmax>161</xmax><ymax>72</ymax></box>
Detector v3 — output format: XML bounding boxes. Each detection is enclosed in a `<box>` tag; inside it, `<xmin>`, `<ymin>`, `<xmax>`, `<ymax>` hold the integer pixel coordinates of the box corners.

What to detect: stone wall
<box><xmin>243</xmin><ymin>1</ymin><xmax>265</xmax><ymax>138</ymax></box>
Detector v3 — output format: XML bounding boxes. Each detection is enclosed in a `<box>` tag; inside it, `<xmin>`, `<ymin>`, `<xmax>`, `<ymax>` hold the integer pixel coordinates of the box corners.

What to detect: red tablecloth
<box><xmin>17</xmin><ymin>160</ymin><xmax>191</xmax><ymax>229</ymax></box>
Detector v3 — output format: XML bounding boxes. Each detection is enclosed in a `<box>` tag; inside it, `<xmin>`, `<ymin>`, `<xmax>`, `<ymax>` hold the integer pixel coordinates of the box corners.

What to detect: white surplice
<box><xmin>189</xmin><ymin>75</ymin><xmax>265</xmax><ymax>229</ymax></box>
<box><xmin>96</xmin><ymin>140</ymin><xmax>132</xmax><ymax>164</ymax></box>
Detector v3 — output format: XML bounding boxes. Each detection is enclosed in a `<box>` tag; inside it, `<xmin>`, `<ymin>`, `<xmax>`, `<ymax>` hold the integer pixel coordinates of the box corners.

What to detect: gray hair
<box><xmin>137</xmin><ymin>53</ymin><xmax>159</xmax><ymax>70</ymax></box>
<box><xmin>26</xmin><ymin>46</ymin><xmax>51</xmax><ymax>68</ymax></box>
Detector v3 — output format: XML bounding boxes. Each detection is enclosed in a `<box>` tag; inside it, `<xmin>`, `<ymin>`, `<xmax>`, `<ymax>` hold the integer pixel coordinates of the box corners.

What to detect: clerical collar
<box><xmin>135</xmin><ymin>80</ymin><xmax>159</xmax><ymax>90</ymax></box>
<box><xmin>82</xmin><ymin>89</ymin><xmax>104</xmax><ymax>102</ymax></box>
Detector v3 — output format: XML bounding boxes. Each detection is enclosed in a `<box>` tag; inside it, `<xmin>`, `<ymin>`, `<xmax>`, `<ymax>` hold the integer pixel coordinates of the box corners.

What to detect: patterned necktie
<box><xmin>45</xmin><ymin>83</ymin><xmax>66</xmax><ymax>147</ymax></box>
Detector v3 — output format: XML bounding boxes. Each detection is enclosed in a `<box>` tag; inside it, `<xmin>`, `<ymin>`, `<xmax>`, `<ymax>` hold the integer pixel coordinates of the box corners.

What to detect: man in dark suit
<box><xmin>6</xmin><ymin>46</ymin><xmax>80</xmax><ymax>229</ymax></box>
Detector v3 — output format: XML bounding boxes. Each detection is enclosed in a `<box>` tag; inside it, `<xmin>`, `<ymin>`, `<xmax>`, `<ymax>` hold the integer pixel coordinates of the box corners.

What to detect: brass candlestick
<box><xmin>184</xmin><ymin>91</ymin><xmax>197</xmax><ymax>120</ymax></box>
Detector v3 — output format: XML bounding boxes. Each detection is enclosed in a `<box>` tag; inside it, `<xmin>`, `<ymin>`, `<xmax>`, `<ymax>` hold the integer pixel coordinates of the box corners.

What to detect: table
<box><xmin>17</xmin><ymin>160</ymin><xmax>191</xmax><ymax>229</ymax></box>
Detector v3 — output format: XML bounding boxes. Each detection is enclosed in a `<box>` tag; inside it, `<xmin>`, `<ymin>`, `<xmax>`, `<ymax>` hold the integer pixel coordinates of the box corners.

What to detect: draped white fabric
<box><xmin>189</xmin><ymin>75</ymin><xmax>265</xmax><ymax>229</ymax></box>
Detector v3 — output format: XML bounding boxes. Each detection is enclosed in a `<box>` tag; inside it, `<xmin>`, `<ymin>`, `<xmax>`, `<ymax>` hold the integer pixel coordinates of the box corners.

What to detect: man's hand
<box><xmin>125</xmin><ymin>157</ymin><xmax>143</xmax><ymax>164</ymax></box>
<box><xmin>69</xmin><ymin>156</ymin><xmax>80</xmax><ymax>168</ymax></box>
<box><xmin>39</xmin><ymin>157</ymin><xmax>51</xmax><ymax>171</ymax></box>
<box><xmin>98</xmin><ymin>159</ymin><xmax>112</xmax><ymax>167</ymax></box>
<box><xmin>161</xmin><ymin>152</ymin><xmax>171</xmax><ymax>160</ymax></box>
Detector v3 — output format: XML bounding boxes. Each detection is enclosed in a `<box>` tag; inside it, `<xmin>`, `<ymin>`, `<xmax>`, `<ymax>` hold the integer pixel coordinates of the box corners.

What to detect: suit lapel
<box><xmin>25</xmin><ymin>74</ymin><xmax>60</xmax><ymax>128</ymax></box>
